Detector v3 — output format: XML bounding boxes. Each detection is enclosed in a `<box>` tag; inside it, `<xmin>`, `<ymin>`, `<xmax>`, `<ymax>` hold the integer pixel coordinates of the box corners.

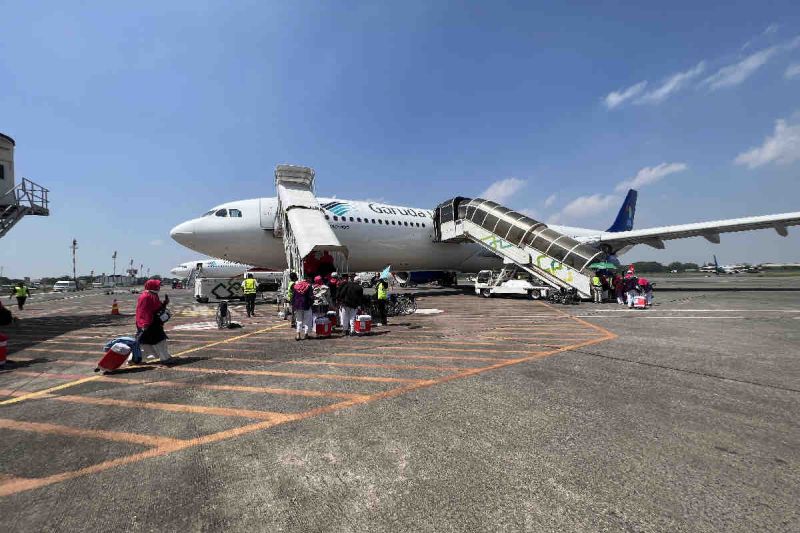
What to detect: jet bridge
<box><xmin>434</xmin><ymin>197</ymin><xmax>604</xmax><ymax>299</ymax></box>
<box><xmin>273</xmin><ymin>165</ymin><xmax>348</xmax><ymax>276</ymax></box>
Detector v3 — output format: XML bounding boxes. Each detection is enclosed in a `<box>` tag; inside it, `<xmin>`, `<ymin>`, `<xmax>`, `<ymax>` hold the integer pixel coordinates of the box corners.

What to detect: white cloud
<box><xmin>786</xmin><ymin>63</ymin><xmax>800</xmax><ymax>79</ymax></box>
<box><xmin>543</xmin><ymin>194</ymin><xmax>556</xmax><ymax>208</ymax></box>
<box><xmin>734</xmin><ymin>118</ymin><xmax>800</xmax><ymax>168</ymax></box>
<box><xmin>559</xmin><ymin>194</ymin><xmax>620</xmax><ymax>220</ymax></box>
<box><xmin>149</xmin><ymin>239</ymin><xmax>164</xmax><ymax>246</ymax></box>
<box><xmin>763</xmin><ymin>23</ymin><xmax>779</xmax><ymax>36</ymax></box>
<box><xmin>480</xmin><ymin>177</ymin><xmax>526</xmax><ymax>203</ymax></box>
<box><xmin>702</xmin><ymin>46</ymin><xmax>778</xmax><ymax>90</ymax></box>
<box><xmin>637</xmin><ymin>62</ymin><xmax>706</xmax><ymax>104</ymax></box>
<box><xmin>603</xmin><ymin>81</ymin><xmax>647</xmax><ymax>109</ymax></box>
<box><xmin>615</xmin><ymin>162</ymin><xmax>688</xmax><ymax>192</ymax></box>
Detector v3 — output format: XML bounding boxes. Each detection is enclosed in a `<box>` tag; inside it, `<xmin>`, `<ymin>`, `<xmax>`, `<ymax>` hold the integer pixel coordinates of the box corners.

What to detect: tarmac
<box><xmin>0</xmin><ymin>276</ymin><xmax>798</xmax><ymax>532</ymax></box>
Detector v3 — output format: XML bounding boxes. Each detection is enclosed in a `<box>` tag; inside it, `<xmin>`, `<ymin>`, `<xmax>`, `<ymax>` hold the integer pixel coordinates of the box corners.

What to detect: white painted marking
<box><xmin>171</xmin><ymin>321</ymin><xmax>218</xmax><ymax>331</ymax></box>
<box><xmin>414</xmin><ymin>309</ymin><xmax>444</xmax><ymax>315</ymax></box>
<box><xmin>584</xmin><ymin>308</ymin><xmax>800</xmax><ymax>313</ymax></box>
<box><xmin>576</xmin><ymin>316</ymin><xmax>747</xmax><ymax>319</ymax></box>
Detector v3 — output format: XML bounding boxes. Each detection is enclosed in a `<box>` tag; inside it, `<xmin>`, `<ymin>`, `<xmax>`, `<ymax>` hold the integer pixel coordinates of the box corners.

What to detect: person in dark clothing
<box><xmin>336</xmin><ymin>274</ymin><xmax>363</xmax><ymax>335</ymax></box>
<box><xmin>290</xmin><ymin>275</ymin><xmax>314</xmax><ymax>340</ymax></box>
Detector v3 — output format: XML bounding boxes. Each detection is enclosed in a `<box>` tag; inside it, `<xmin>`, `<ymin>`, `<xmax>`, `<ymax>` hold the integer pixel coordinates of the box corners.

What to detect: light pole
<box><xmin>70</xmin><ymin>239</ymin><xmax>78</xmax><ymax>287</ymax></box>
<box><xmin>112</xmin><ymin>251</ymin><xmax>117</xmax><ymax>284</ymax></box>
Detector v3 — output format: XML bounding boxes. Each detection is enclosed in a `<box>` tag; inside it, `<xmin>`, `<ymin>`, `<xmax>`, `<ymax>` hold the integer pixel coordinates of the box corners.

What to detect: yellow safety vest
<box><xmin>286</xmin><ymin>281</ymin><xmax>295</xmax><ymax>299</ymax></box>
<box><xmin>591</xmin><ymin>276</ymin><xmax>601</xmax><ymax>287</ymax></box>
<box><xmin>242</xmin><ymin>278</ymin><xmax>257</xmax><ymax>295</ymax></box>
<box><xmin>14</xmin><ymin>286</ymin><xmax>29</xmax><ymax>297</ymax></box>
<box><xmin>377</xmin><ymin>282</ymin><xmax>388</xmax><ymax>300</ymax></box>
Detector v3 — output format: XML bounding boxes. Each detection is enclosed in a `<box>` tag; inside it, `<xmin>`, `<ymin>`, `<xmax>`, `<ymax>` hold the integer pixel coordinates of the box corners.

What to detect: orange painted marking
<box><xmin>0</xmin><ymin>418</ymin><xmax>183</xmax><ymax>448</ymax></box>
<box><xmin>331</xmin><ymin>352</ymin><xmax>505</xmax><ymax>363</ymax></box>
<box><xmin>217</xmin><ymin>356</ymin><xmax>467</xmax><ymax>372</ymax></box>
<box><xmin>99</xmin><ymin>376</ymin><xmax>367</xmax><ymax>400</ymax></box>
<box><xmin>51</xmin><ymin>395</ymin><xmax>291</xmax><ymax>422</ymax></box>
<box><xmin>167</xmin><ymin>366</ymin><xmax>429</xmax><ymax>384</ymax></box>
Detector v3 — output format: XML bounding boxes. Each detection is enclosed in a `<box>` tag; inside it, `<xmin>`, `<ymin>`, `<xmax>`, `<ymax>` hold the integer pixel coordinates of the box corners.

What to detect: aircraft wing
<box><xmin>584</xmin><ymin>212</ymin><xmax>800</xmax><ymax>250</ymax></box>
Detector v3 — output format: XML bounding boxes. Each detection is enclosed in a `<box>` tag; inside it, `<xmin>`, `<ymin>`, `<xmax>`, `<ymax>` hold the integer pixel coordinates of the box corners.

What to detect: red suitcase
<box><xmin>354</xmin><ymin>315</ymin><xmax>372</xmax><ymax>335</ymax></box>
<box><xmin>315</xmin><ymin>317</ymin><xmax>332</xmax><ymax>337</ymax></box>
<box><xmin>95</xmin><ymin>343</ymin><xmax>132</xmax><ymax>373</ymax></box>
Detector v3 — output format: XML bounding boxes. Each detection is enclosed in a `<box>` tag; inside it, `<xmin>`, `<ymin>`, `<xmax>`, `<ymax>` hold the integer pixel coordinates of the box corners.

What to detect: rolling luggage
<box><xmin>354</xmin><ymin>314</ymin><xmax>372</xmax><ymax>335</ymax></box>
<box><xmin>326</xmin><ymin>310</ymin><xmax>338</xmax><ymax>327</ymax></box>
<box><xmin>633</xmin><ymin>295</ymin><xmax>647</xmax><ymax>309</ymax></box>
<box><xmin>315</xmin><ymin>317</ymin><xmax>332</xmax><ymax>337</ymax></box>
<box><xmin>95</xmin><ymin>342</ymin><xmax>132</xmax><ymax>373</ymax></box>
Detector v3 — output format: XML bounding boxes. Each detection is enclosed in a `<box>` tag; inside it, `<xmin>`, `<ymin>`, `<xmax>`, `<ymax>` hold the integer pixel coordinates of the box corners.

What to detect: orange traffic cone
<box><xmin>111</xmin><ymin>299</ymin><xmax>120</xmax><ymax>315</ymax></box>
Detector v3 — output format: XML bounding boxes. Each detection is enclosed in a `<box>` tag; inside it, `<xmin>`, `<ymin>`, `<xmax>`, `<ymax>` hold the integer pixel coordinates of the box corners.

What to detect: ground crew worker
<box><xmin>11</xmin><ymin>282</ymin><xmax>29</xmax><ymax>310</ymax></box>
<box><xmin>241</xmin><ymin>273</ymin><xmax>258</xmax><ymax>317</ymax></box>
<box><xmin>591</xmin><ymin>274</ymin><xmax>602</xmax><ymax>304</ymax></box>
<box><xmin>375</xmin><ymin>277</ymin><xmax>389</xmax><ymax>326</ymax></box>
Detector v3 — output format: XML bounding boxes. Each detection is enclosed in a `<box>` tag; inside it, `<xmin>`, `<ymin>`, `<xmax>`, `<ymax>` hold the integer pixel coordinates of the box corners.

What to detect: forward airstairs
<box><xmin>273</xmin><ymin>165</ymin><xmax>349</xmax><ymax>278</ymax></box>
<box><xmin>0</xmin><ymin>178</ymin><xmax>50</xmax><ymax>239</ymax></box>
<box><xmin>434</xmin><ymin>197</ymin><xmax>604</xmax><ymax>299</ymax></box>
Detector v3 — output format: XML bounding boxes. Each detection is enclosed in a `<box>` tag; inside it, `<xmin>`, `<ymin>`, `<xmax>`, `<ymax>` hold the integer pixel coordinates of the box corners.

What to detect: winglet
<box><xmin>606</xmin><ymin>189</ymin><xmax>638</xmax><ymax>232</ymax></box>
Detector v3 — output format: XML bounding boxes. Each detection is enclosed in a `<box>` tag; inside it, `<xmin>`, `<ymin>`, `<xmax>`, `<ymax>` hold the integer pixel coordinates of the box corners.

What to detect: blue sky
<box><xmin>2</xmin><ymin>1</ymin><xmax>799</xmax><ymax>278</ymax></box>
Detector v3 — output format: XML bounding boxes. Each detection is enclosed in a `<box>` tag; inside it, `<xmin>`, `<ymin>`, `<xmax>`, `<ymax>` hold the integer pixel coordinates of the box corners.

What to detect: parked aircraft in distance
<box><xmin>170</xmin><ymin>258</ymin><xmax>253</xmax><ymax>278</ymax></box>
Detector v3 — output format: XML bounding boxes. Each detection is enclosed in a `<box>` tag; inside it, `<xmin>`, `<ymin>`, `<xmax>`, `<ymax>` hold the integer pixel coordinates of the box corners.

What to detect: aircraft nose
<box><xmin>170</xmin><ymin>220</ymin><xmax>195</xmax><ymax>246</ymax></box>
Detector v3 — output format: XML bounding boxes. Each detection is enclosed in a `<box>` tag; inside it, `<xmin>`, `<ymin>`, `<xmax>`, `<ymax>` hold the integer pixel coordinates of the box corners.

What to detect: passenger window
<box><xmin>215</xmin><ymin>209</ymin><xmax>228</xmax><ymax>217</ymax></box>
<box><xmin>404</xmin><ymin>221</ymin><xmax>409</xmax><ymax>226</ymax></box>
<box><xmin>349</xmin><ymin>217</ymin><xmax>354</xmax><ymax>222</ymax></box>
<box><xmin>325</xmin><ymin>215</ymin><xmax>330</xmax><ymax>220</ymax></box>
<box><xmin>415</xmin><ymin>222</ymin><xmax>420</xmax><ymax>227</ymax></box>
<box><xmin>357</xmin><ymin>218</ymin><xmax>362</xmax><ymax>222</ymax></box>
<box><xmin>229</xmin><ymin>209</ymin><xmax>242</xmax><ymax>218</ymax></box>
<box><xmin>371</xmin><ymin>219</ymin><xmax>376</xmax><ymax>223</ymax></box>
<box><xmin>334</xmin><ymin>216</ymin><xmax>339</xmax><ymax>221</ymax></box>
<box><xmin>378</xmin><ymin>220</ymin><xmax>383</xmax><ymax>224</ymax></box>
<box><xmin>0</xmin><ymin>164</ymin><xmax>4</xmax><ymax>180</ymax></box>
<box><xmin>391</xmin><ymin>220</ymin><xmax>396</xmax><ymax>225</ymax></box>
<box><xmin>422</xmin><ymin>223</ymin><xmax>426</xmax><ymax>228</ymax></box>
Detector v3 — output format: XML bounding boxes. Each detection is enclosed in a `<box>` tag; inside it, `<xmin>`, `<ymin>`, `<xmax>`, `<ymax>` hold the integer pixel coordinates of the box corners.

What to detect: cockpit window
<box><xmin>228</xmin><ymin>209</ymin><xmax>242</xmax><ymax>218</ymax></box>
<box><xmin>202</xmin><ymin>210</ymin><xmax>215</xmax><ymax>217</ymax></box>
<box><xmin>215</xmin><ymin>209</ymin><xmax>228</xmax><ymax>217</ymax></box>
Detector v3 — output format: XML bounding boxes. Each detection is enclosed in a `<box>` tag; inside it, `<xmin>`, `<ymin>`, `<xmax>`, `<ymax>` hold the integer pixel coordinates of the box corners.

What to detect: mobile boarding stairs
<box><xmin>434</xmin><ymin>197</ymin><xmax>605</xmax><ymax>300</ymax></box>
<box><xmin>272</xmin><ymin>165</ymin><xmax>348</xmax><ymax>297</ymax></box>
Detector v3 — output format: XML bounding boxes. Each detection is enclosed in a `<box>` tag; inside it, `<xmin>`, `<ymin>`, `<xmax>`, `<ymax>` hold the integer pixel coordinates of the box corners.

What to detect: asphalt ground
<box><xmin>0</xmin><ymin>279</ymin><xmax>798</xmax><ymax>532</ymax></box>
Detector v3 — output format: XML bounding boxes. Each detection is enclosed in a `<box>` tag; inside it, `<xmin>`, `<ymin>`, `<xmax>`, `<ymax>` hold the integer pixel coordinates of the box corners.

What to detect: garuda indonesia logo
<box><xmin>321</xmin><ymin>201</ymin><xmax>352</xmax><ymax>216</ymax></box>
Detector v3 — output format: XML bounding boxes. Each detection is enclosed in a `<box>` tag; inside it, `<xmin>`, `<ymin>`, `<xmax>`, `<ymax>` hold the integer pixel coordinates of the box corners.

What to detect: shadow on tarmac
<box><xmin>0</xmin><ymin>314</ymin><xmax>128</xmax><ymax>355</ymax></box>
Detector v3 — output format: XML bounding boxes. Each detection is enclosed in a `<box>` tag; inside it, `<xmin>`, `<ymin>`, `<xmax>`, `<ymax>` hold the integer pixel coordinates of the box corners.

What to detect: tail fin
<box><xmin>606</xmin><ymin>189</ymin><xmax>638</xmax><ymax>232</ymax></box>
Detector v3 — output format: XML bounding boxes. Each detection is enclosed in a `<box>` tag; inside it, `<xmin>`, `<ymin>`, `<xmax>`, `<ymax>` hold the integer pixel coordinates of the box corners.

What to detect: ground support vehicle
<box><xmin>474</xmin><ymin>269</ymin><xmax>549</xmax><ymax>300</ymax></box>
<box><xmin>194</xmin><ymin>271</ymin><xmax>282</xmax><ymax>303</ymax></box>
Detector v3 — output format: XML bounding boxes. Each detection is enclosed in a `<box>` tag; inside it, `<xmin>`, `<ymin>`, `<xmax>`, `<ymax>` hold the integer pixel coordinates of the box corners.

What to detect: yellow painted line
<box><xmin>173</xmin><ymin>324</ymin><xmax>286</xmax><ymax>356</ymax></box>
<box><xmin>0</xmin><ymin>376</ymin><xmax>102</xmax><ymax>406</ymax></box>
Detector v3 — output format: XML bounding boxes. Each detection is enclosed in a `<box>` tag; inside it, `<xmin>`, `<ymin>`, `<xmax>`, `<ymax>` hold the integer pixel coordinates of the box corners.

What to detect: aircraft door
<box><xmin>259</xmin><ymin>198</ymin><xmax>275</xmax><ymax>229</ymax></box>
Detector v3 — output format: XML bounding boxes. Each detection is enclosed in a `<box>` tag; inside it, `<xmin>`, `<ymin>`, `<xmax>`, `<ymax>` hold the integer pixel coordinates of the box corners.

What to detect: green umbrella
<box><xmin>589</xmin><ymin>262</ymin><xmax>618</xmax><ymax>270</ymax></box>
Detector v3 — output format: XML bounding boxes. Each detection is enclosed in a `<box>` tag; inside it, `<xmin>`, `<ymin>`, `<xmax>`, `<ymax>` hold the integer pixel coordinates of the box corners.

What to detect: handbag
<box><xmin>158</xmin><ymin>308</ymin><xmax>171</xmax><ymax>323</ymax></box>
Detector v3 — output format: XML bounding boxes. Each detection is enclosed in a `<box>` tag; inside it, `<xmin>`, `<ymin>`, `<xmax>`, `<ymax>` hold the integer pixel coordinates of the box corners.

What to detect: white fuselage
<box><xmin>170</xmin><ymin>197</ymin><xmax>602</xmax><ymax>273</ymax></box>
<box><xmin>170</xmin><ymin>258</ymin><xmax>253</xmax><ymax>278</ymax></box>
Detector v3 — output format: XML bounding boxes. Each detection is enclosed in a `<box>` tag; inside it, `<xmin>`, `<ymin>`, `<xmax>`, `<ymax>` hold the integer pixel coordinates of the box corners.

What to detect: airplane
<box><xmin>699</xmin><ymin>256</ymin><xmax>761</xmax><ymax>275</ymax></box>
<box><xmin>170</xmin><ymin>258</ymin><xmax>254</xmax><ymax>278</ymax></box>
<box><xmin>170</xmin><ymin>189</ymin><xmax>800</xmax><ymax>275</ymax></box>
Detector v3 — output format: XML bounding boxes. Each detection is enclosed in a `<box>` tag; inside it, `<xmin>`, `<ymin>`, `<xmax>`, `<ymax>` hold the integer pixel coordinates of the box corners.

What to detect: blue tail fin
<box><xmin>606</xmin><ymin>189</ymin><xmax>637</xmax><ymax>232</ymax></box>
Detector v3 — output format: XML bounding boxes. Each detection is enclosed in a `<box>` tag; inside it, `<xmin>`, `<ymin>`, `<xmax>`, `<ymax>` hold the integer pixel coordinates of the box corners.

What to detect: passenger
<box><xmin>135</xmin><ymin>279</ymin><xmax>173</xmax><ymax>364</ymax></box>
<box><xmin>290</xmin><ymin>275</ymin><xmax>313</xmax><ymax>341</ymax></box>
<box><xmin>375</xmin><ymin>276</ymin><xmax>389</xmax><ymax>326</ymax></box>
<box><xmin>241</xmin><ymin>273</ymin><xmax>258</xmax><ymax>317</ymax></box>
<box><xmin>613</xmin><ymin>273</ymin><xmax>624</xmax><ymax>305</ymax></box>
<box><xmin>318</xmin><ymin>251</ymin><xmax>336</xmax><ymax>277</ymax></box>
<box><xmin>591</xmin><ymin>274</ymin><xmax>602</xmax><ymax>304</ymax></box>
<box><xmin>638</xmin><ymin>277</ymin><xmax>654</xmax><ymax>306</ymax></box>
<box><xmin>11</xmin><ymin>282</ymin><xmax>29</xmax><ymax>310</ymax></box>
<box><xmin>303</xmin><ymin>254</ymin><xmax>321</xmax><ymax>279</ymax></box>
<box><xmin>285</xmin><ymin>272</ymin><xmax>298</xmax><ymax>326</ymax></box>
<box><xmin>312</xmin><ymin>275</ymin><xmax>332</xmax><ymax>330</ymax></box>
<box><xmin>337</xmin><ymin>274</ymin><xmax>363</xmax><ymax>336</ymax></box>
<box><xmin>624</xmin><ymin>273</ymin><xmax>638</xmax><ymax>309</ymax></box>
